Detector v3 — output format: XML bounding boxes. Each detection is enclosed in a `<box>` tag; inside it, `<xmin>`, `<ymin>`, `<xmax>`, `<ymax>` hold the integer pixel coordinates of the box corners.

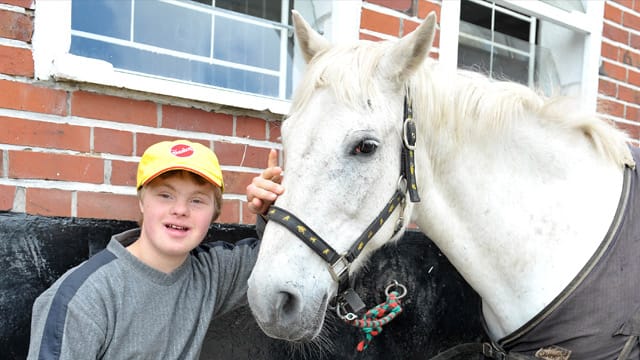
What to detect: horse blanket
<box><xmin>492</xmin><ymin>145</ymin><xmax>640</xmax><ymax>359</ymax></box>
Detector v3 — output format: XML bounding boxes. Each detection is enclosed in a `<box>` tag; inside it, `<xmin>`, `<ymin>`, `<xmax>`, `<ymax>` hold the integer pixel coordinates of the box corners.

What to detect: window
<box><xmin>439</xmin><ymin>0</ymin><xmax>604</xmax><ymax>112</ymax></box>
<box><xmin>33</xmin><ymin>0</ymin><xmax>362</xmax><ymax>115</ymax></box>
<box><xmin>70</xmin><ymin>0</ymin><xmax>290</xmax><ymax>99</ymax></box>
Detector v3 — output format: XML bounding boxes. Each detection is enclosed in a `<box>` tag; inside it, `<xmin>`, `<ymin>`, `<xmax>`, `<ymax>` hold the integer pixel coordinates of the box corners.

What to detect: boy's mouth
<box><xmin>166</xmin><ymin>224</ymin><xmax>189</xmax><ymax>231</ymax></box>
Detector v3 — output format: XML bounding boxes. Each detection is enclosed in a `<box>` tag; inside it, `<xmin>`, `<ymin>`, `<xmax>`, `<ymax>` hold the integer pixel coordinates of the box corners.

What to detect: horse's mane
<box><xmin>289</xmin><ymin>39</ymin><xmax>633</xmax><ymax>168</ymax></box>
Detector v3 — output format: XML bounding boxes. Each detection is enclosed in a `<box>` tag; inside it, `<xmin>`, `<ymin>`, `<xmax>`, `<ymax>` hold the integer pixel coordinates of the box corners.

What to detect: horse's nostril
<box><xmin>275</xmin><ymin>291</ymin><xmax>299</xmax><ymax>319</ymax></box>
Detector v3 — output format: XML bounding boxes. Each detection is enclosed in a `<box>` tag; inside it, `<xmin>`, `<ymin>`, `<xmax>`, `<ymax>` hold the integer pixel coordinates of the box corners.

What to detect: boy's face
<box><xmin>137</xmin><ymin>172</ymin><xmax>216</xmax><ymax>261</ymax></box>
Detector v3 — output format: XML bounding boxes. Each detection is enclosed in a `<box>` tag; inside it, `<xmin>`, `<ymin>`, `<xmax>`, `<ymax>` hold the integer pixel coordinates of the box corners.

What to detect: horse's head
<box><xmin>247</xmin><ymin>10</ymin><xmax>437</xmax><ymax>342</ymax></box>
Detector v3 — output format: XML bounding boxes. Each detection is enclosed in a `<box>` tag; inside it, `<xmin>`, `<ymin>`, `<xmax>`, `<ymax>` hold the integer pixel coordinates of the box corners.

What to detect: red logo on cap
<box><xmin>171</xmin><ymin>144</ymin><xmax>194</xmax><ymax>157</ymax></box>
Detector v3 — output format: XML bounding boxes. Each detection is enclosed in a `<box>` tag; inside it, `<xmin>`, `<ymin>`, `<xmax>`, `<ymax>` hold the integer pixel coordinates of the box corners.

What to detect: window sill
<box><xmin>49</xmin><ymin>53</ymin><xmax>291</xmax><ymax>116</ymax></box>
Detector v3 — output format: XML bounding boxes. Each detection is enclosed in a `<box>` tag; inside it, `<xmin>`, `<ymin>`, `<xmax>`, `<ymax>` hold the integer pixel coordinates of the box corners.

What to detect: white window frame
<box><xmin>439</xmin><ymin>0</ymin><xmax>605</xmax><ymax>113</ymax></box>
<box><xmin>32</xmin><ymin>0</ymin><xmax>361</xmax><ymax>116</ymax></box>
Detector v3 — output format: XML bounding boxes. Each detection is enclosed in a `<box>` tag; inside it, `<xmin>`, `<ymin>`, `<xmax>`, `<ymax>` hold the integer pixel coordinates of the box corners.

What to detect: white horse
<box><xmin>248</xmin><ymin>10</ymin><xmax>640</xmax><ymax>359</ymax></box>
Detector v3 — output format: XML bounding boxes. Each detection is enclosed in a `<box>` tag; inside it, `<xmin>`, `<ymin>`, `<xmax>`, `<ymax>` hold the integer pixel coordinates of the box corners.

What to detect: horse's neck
<box><xmin>412</xmin><ymin>102</ymin><xmax>625</xmax><ymax>339</ymax></box>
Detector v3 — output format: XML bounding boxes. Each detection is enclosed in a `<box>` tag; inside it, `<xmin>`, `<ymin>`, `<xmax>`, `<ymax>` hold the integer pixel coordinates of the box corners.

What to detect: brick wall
<box><xmin>0</xmin><ymin>0</ymin><xmax>282</xmax><ymax>224</ymax></box>
<box><xmin>599</xmin><ymin>0</ymin><xmax>640</xmax><ymax>143</ymax></box>
<box><xmin>0</xmin><ymin>0</ymin><xmax>638</xmax><ymax>224</ymax></box>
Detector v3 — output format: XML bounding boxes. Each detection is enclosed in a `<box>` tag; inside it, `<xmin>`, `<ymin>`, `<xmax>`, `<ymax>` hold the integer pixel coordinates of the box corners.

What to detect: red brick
<box><xmin>368</xmin><ymin>0</ymin><xmax>412</xmax><ymax>12</ymax></box>
<box><xmin>619</xmin><ymin>84</ymin><xmax>639</xmax><ymax>104</ymax></box>
<box><xmin>0</xmin><ymin>116</ymin><xmax>90</xmax><ymax>151</ymax></box>
<box><xmin>135</xmin><ymin>134</ymin><xmax>209</xmax><ymax>157</ymax></box>
<box><xmin>162</xmin><ymin>105</ymin><xmax>233</xmax><ymax>135</ymax></box>
<box><xmin>94</xmin><ymin>127</ymin><xmax>134</xmax><ymax>156</ymax></box>
<box><xmin>417</xmin><ymin>0</ymin><xmax>441</xmax><ymax>21</ymax></box>
<box><xmin>632</xmin><ymin>33</ymin><xmax>640</xmax><ymax>50</ymax></box>
<box><xmin>0</xmin><ymin>45</ymin><xmax>33</xmax><ymax>77</ymax></box>
<box><xmin>0</xmin><ymin>184</ymin><xmax>15</xmax><ymax>211</ymax></box>
<box><xmin>0</xmin><ymin>10</ymin><xmax>33</xmax><ymax>42</ymax></box>
<box><xmin>110</xmin><ymin>160</ymin><xmax>137</xmax><ymax>187</ymax></box>
<box><xmin>600</xmin><ymin>60</ymin><xmax>627</xmax><ymax>82</ymax></box>
<box><xmin>597</xmin><ymin>99</ymin><xmax>625</xmax><ymax>117</ymax></box>
<box><xmin>360</xmin><ymin>32</ymin><xmax>384</xmax><ymax>41</ymax></box>
<box><xmin>4</xmin><ymin>0</ymin><xmax>33</xmax><ymax>8</ymax></box>
<box><xmin>635</xmin><ymin>0</ymin><xmax>640</xmax><ymax>12</ymax></box>
<box><xmin>214</xmin><ymin>141</ymin><xmax>271</xmax><ymax>168</ymax></box>
<box><xmin>0</xmin><ymin>80</ymin><xmax>66</xmax><ymax>115</ymax></box>
<box><xmin>361</xmin><ymin>8</ymin><xmax>401</xmax><ymax>37</ymax></box>
<box><xmin>627</xmin><ymin>105</ymin><xmax>639</xmax><ymax>122</ymax></box>
<box><xmin>600</xmin><ymin>41</ymin><xmax>618</xmax><ymax>61</ymax></box>
<box><xmin>598</xmin><ymin>79</ymin><xmax>617</xmax><ymax>97</ymax></box>
<box><xmin>71</xmin><ymin>91</ymin><xmax>157</xmax><ymax>127</ymax></box>
<box><xmin>623</xmin><ymin>10</ymin><xmax>640</xmax><ymax>32</ymax></box>
<box><xmin>612</xmin><ymin>0</ymin><xmax>633</xmax><ymax>8</ymax></box>
<box><xmin>605</xmin><ymin>2</ymin><xmax>623</xmax><ymax>23</ymax></box>
<box><xmin>218</xmin><ymin>199</ymin><xmax>240</xmax><ymax>224</ymax></box>
<box><xmin>77</xmin><ymin>191</ymin><xmax>140</xmax><ymax>221</ymax></box>
<box><xmin>603</xmin><ymin>23</ymin><xmax>629</xmax><ymax>44</ymax></box>
<box><xmin>629</xmin><ymin>68</ymin><xmax>640</xmax><ymax>87</ymax></box>
<box><xmin>9</xmin><ymin>150</ymin><xmax>104</xmax><ymax>183</ymax></box>
<box><xmin>615</xmin><ymin>119</ymin><xmax>640</xmax><ymax>139</ymax></box>
<box><xmin>620</xmin><ymin>48</ymin><xmax>639</xmax><ymax>68</ymax></box>
<box><xmin>26</xmin><ymin>188</ymin><xmax>71</xmax><ymax>217</ymax></box>
<box><xmin>236</xmin><ymin>116</ymin><xmax>267</xmax><ymax>140</ymax></box>
<box><xmin>221</xmin><ymin>170</ymin><xmax>255</xmax><ymax>195</ymax></box>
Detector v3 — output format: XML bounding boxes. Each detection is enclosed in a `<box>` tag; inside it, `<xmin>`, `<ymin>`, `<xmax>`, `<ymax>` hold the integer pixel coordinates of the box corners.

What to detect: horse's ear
<box><xmin>292</xmin><ymin>10</ymin><xmax>330</xmax><ymax>64</ymax></box>
<box><xmin>382</xmin><ymin>11</ymin><xmax>437</xmax><ymax>85</ymax></box>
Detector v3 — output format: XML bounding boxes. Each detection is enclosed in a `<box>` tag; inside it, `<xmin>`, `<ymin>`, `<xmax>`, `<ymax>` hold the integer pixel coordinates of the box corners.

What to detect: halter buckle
<box><xmin>403</xmin><ymin>118</ymin><xmax>417</xmax><ymax>150</ymax></box>
<box><xmin>329</xmin><ymin>256</ymin><xmax>350</xmax><ymax>282</ymax></box>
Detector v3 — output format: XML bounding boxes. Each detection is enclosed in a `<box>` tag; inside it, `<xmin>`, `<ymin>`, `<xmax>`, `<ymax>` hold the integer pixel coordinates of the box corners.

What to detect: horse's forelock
<box><xmin>289</xmin><ymin>41</ymin><xmax>390</xmax><ymax>118</ymax></box>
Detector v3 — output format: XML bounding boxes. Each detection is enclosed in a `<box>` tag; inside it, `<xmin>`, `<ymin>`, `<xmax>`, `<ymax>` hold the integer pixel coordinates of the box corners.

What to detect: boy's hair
<box><xmin>137</xmin><ymin>170</ymin><xmax>223</xmax><ymax>226</ymax></box>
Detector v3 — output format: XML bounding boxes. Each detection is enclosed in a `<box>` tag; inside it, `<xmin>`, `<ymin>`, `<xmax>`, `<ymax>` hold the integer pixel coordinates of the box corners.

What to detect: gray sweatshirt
<box><xmin>27</xmin><ymin>228</ymin><xmax>260</xmax><ymax>360</ymax></box>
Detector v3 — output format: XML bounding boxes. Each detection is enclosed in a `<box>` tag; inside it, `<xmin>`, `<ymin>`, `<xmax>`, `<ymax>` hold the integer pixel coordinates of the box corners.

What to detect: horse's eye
<box><xmin>352</xmin><ymin>140</ymin><xmax>378</xmax><ymax>155</ymax></box>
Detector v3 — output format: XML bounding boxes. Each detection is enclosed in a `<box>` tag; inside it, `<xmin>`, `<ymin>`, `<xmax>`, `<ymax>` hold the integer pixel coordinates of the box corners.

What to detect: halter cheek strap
<box><xmin>267</xmin><ymin>187</ymin><xmax>407</xmax><ymax>284</ymax></box>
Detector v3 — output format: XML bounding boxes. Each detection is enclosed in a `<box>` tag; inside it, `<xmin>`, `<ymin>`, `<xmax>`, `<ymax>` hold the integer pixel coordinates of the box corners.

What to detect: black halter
<box><xmin>266</xmin><ymin>94</ymin><xmax>420</xmax><ymax>317</ymax></box>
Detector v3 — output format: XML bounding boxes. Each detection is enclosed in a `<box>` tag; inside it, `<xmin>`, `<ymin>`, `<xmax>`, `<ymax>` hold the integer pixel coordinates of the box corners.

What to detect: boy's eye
<box><xmin>191</xmin><ymin>197</ymin><xmax>209</xmax><ymax>205</ymax></box>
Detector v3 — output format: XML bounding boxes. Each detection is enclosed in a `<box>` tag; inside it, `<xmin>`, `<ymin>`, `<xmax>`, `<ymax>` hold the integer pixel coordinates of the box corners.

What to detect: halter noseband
<box><xmin>266</xmin><ymin>94</ymin><xmax>420</xmax><ymax>318</ymax></box>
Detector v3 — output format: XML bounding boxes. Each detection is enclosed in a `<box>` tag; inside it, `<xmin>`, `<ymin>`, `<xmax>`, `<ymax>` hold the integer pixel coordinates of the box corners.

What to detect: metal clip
<box><xmin>329</xmin><ymin>256</ymin><xmax>349</xmax><ymax>282</ymax></box>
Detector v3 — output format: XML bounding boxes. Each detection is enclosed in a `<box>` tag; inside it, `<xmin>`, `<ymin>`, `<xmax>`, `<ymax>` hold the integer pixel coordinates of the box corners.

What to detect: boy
<box><xmin>27</xmin><ymin>139</ymin><xmax>283</xmax><ymax>359</ymax></box>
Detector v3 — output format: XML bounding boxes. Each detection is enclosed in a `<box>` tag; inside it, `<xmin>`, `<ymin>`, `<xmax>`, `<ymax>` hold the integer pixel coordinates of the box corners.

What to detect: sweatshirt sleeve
<box><xmin>28</xmin><ymin>284</ymin><xmax>106</xmax><ymax>360</ymax></box>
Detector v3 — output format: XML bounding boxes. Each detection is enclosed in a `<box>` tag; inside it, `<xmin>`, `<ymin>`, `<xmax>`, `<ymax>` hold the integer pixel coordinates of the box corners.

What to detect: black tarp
<box><xmin>0</xmin><ymin>212</ymin><xmax>485</xmax><ymax>359</ymax></box>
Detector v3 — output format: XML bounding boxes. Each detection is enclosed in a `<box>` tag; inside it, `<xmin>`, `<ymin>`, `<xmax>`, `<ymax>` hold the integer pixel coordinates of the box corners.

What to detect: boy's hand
<box><xmin>246</xmin><ymin>149</ymin><xmax>284</xmax><ymax>215</ymax></box>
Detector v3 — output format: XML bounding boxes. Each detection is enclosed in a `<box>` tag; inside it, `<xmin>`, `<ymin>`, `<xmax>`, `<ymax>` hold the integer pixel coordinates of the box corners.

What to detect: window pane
<box><xmin>71</xmin><ymin>0</ymin><xmax>131</xmax><ymax>40</ymax></box>
<box><xmin>458</xmin><ymin>21</ymin><xmax>531</xmax><ymax>85</ymax></box>
<box><xmin>460</xmin><ymin>0</ymin><xmax>492</xmax><ymax>30</ymax></box>
<box><xmin>215</xmin><ymin>0</ymin><xmax>282</xmax><ymax>22</ymax></box>
<box><xmin>214</xmin><ymin>15</ymin><xmax>280</xmax><ymax>70</ymax></box>
<box><xmin>134</xmin><ymin>1</ymin><xmax>211</xmax><ymax>56</ymax></box>
<box><xmin>494</xmin><ymin>10</ymin><xmax>529</xmax><ymax>42</ymax></box>
<box><xmin>491</xmin><ymin>46</ymin><xmax>529</xmax><ymax>85</ymax></box>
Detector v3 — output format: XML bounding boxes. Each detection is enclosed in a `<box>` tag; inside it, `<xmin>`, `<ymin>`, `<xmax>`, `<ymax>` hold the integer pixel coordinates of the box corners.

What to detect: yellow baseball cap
<box><xmin>136</xmin><ymin>140</ymin><xmax>224</xmax><ymax>192</ymax></box>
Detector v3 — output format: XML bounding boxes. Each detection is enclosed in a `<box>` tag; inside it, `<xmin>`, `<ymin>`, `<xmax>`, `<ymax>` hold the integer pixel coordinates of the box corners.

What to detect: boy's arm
<box><xmin>28</xmin><ymin>285</ymin><xmax>105</xmax><ymax>359</ymax></box>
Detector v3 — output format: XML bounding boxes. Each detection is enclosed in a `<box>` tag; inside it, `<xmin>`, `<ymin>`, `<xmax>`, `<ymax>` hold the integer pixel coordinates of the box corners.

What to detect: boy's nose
<box><xmin>171</xmin><ymin>200</ymin><xmax>189</xmax><ymax>216</ymax></box>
